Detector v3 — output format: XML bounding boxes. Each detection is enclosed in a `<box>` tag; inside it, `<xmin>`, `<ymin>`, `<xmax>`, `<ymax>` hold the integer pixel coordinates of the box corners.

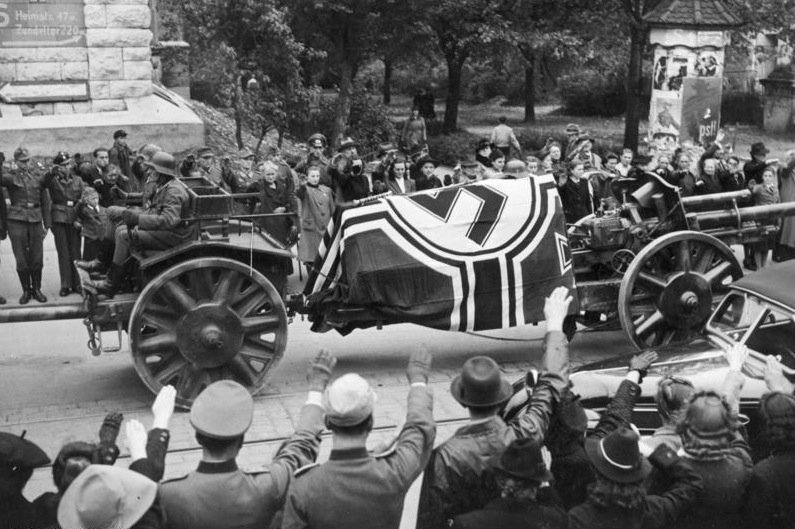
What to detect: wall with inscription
<box><xmin>0</xmin><ymin>0</ymin><xmax>153</xmax><ymax>115</ymax></box>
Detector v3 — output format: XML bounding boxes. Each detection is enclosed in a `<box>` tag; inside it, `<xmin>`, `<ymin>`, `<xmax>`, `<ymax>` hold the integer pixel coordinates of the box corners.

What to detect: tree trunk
<box><xmin>233</xmin><ymin>81</ymin><xmax>244</xmax><ymax>149</ymax></box>
<box><xmin>523</xmin><ymin>56</ymin><xmax>536</xmax><ymax>123</ymax></box>
<box><xmin>383</xmin><ymin>58</ymin><xmax>393</xmax><ymax>105</ymax></box>
<box><xmin>332</xmin><ymin>57</ymin><xmax>354</xmax><ymax>148</ymax></box>
<box><xmin>623</xmin><ymin>23</ymin><xmax>645</xmax><ymax>151</ymax></box>
<box><xmin>443</xmin><ymin>54</ymin><xmax>465</xmax><ymax>134</ymax></box>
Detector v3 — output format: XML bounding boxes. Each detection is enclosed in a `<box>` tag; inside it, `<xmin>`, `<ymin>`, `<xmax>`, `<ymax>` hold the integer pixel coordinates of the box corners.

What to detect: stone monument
<box><xmin>643</xmin><ymin>0</ymin><xmax>742</xmax><ymax>158</ymax></box>
<box><xmin>0</xmin><ymin>0</ymin><xmax>202</xmax><ymax>155</ymax></box>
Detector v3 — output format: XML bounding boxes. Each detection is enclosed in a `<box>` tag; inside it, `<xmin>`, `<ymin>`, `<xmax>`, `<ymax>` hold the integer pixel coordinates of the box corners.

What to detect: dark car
<box><xmin>568</xmin><ymin>261</ymin><xmax>795</xmax><ymax>443</ymax></box>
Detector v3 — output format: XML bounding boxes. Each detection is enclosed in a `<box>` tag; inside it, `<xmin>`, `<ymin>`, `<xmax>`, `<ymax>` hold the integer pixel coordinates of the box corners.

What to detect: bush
<box><xmin>426</xmin><ymin>131</ymin><xmax>481</xmax><ymax>166</ymax></box>
<box><xmin>721</xmin><ymin>91</ymin><xmax>763</xmax><ymax>127</ymax></box>
<box><xmin>558</xmin><ymin>69</ymin><xmax>627</xmax><ymax>117</ymax></box>
<box><xmin>315</xmin><ymin>89</ymin><xmax>398</xmax><ymax>157</ymax></box>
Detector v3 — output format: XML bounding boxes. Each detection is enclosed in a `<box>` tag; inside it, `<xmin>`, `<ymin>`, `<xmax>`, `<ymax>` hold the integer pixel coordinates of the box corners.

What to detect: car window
<box><xmin>745</xmin><ymin>306</ymin><xmax>795</xmax><ymax>369</ymax></box>
<box><xmin>708</xmin><ymin>293</ymin><xmax>765</xmax><ymax>342</ymax></box>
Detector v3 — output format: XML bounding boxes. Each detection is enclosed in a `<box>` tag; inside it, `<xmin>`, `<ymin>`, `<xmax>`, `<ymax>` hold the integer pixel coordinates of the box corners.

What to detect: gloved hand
<box><xmin>406</xmin><ymin>346</ymin><xmax>432</xmax><ymax>384</ymax></box>
<box><xmin>151</xmin><ymin>385</ymin><xmax>176</xmax><ymax>430</ymax></box>
<box><xmin>306</xmin><ymin>349</ymin><xmax>337</xmax><ymax>392</ymax></box>
<box><xmin>121</xmin><ymin>209</ymin><xmax>139</xmax><ymax>227</ymax></box>
<box><xmin>95</xmin><ymin>411</ymin><xmax>123</xmax><ymax>465</ymax></box>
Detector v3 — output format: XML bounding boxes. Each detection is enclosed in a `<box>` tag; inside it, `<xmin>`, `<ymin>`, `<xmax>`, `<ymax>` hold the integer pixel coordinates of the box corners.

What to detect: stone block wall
<box><xmin>0</xmin><ymin>0</ymin><xmax>154</xmax><ymax>114</ymax></box>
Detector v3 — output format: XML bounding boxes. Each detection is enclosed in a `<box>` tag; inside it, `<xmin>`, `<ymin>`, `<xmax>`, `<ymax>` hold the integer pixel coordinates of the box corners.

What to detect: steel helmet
<box><xmin>138</xmin><ymin>144</ymin><xmax>162</xmax><ymax>163</ymax></box>
<box><xmin>145</xmin><ymin>151</ymin><xmax>177</xmax><ymax>177</ymax></box>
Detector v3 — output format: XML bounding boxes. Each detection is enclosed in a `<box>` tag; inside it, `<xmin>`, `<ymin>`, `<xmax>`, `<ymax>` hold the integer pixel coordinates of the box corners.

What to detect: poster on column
<box><xmin>649</xmin><ymin>95</ymin><xmax>682</xmax><ymax>158</ymax></box>
<box><xmin>652</xmin><ymin>48</ymin><xmax>693</xmax><ymax>93</ymax></box>
<box><xmin>681</xmin><ymin>77</ymin><xmax>722</xmax><ymax>146</ymax></box>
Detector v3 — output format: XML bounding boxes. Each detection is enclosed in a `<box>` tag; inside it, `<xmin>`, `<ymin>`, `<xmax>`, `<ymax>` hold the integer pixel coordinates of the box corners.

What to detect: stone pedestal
<box><xmin>0</xmin><ymin>0</ymin><xmax>202</xmax><ymax>154</ymax></box>
<box><xmin>760</xmin><ymin>78</ymin><xmax>795</xmax><ymax>133</ymax></box>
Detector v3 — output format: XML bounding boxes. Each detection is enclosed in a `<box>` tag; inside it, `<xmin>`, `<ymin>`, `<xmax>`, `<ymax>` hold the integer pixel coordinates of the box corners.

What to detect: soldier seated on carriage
<box><xmin>76</xmin><ymin>152</ymin><xmax>195</xmax><ymax>296</ymax></box>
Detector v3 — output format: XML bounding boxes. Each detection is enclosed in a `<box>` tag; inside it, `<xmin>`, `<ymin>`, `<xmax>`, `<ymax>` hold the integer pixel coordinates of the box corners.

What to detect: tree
<box><xmin>174</xmin><ymin>0</ymin><xmax>314</xmax><ymax>148</ymax></box>
<box><xmin>426</xmin><ymin>0</ymin><xmax>511</xmax><ymax>133</ymax></box>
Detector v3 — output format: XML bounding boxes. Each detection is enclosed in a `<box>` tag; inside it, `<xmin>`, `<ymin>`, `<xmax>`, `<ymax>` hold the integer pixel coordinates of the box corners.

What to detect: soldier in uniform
<box><xmin>0</xmin><ymin>147</ymin><xmax>51</xmax><ymax>304</ymax></box>
<box><xmin>281</xmin><ymin>348</ymin><xmax>435</xmax><ymax>529</ymax></box>
<box><xmin>0</xmin><ymin>431</ymin><xmax>51</xmax><ymax>528</ymax></box>
<box><xmin>157</xmin><ymin>350</ymin><xmax>336</xmax><ymax>529</ymax></box>
<box><xmin>44</xmin><ymin>151</ymin><xmax>85</xmax><ymax>296</ymax></box>
<box><xmin>79</xmin><ymin>152</ymin><xmax>194</xmax><ymax>297</ymax></box>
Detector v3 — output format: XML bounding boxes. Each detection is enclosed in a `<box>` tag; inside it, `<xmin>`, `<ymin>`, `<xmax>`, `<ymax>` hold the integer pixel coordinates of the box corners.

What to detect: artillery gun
<box><xmin>570</xmin><ymin>170</ymin><xmax>795</xmax><ymax>349</ymax></box>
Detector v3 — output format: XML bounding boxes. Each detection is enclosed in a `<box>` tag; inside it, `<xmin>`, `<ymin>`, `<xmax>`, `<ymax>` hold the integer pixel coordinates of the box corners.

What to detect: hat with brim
<box><xmin>338</xmin><ymin>137</ymin><xmax>357</xmax><ymax>151</ymax></box>
<box><xmin>378</xmin><ymin>142</ymin><xmax>398</xmax><ymax>156</ymax></box>
<box><xmin>451</xmin><ymin>356</ymin><xmax>513</xmax><ymax>408</ymax></box>
<box><xmin>58</xmin><ymin>465</ymin><xmax>156</xmax><ymax>529</ymax></box>
<box><xmin>750</xmin><ymin>142</ymin><xmax>770</xmax><ymax>156</ymax></box>
<box><xmin>190</xmin><ymin>380</ymin><xmax>253</xmax><ymax>439</ymax></box>
<box><xmin>565</xmin><ymin>123</ymin><xmax>581</xmax><ymax>135</ymax></box>
<box><xmin>491</xmin><ymin>437</ymin><xmax>553</xmax><ymax>483</ymax></box>
<box><xmin>585</xmin><ymin>427</ymin><xmax>651</xmax><ymax>483</ymax></box>
<box><xmin>0</xmin><ymin>432</ymin><xmax>50</xmax><ymax>468</ymax></box>
<box><xmin>415</xmin><ymin>154</ymin><xmax>439</xmax><ymax>168</ymax></box>
<box><xmin>113</xmin><ymin>129</ymin><xmax>128</xmax><ymax>140</ymax></box>
<box><xmin>13</xmin><ymin>148</ymin><xmax>30</xmax><ymax>161</ymax></box>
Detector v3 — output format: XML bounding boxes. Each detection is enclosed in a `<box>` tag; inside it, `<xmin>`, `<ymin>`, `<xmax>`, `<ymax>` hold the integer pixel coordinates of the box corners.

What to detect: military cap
<box><xmin>308</xmin><ymin>133</ymin><xmax>327</xmax><ymax>148</ymax></box>
<box><xmin>190</xmin><ymin>380</ymin><xmax>253</xmax><ymax>439</ymax></box>
<box><xmin>0</xmin><ymin>431</ymin><xmax>50</xmax><ymax>468</ymax></box>
<box><xmin>324</xmin><ymin>374</ymin><xmax>377</xmax><ymax>427</ymax></box>
<box><xmin>14</xmin><ymin>147</ymin><xmax>30</xmax><ymax>161</ymax></box>
<box><xmin>113</xmin><ymin>129</ymin><xmax>128</xmax><ymax>140</ymax></box>
<box><xmin>338</xmin><ymin>137</ymin><xmax>357</xmax><ymax>152</ymax></box>
<box><xmin>377</xmin><ymin>142</ymin><xmax>398</xmax><ymax>157</ymax></box>
<box><xmin>196</xmin><ymin>146</ymin><xmax>214</xmax><ymax>158</ymax></box>
<box><xmin>237</xmin><ymin>147</ymin><xmax>255</xmax><ymax>160</ymax></box>
<box><xmin>565</xmin><ymin>123</ymin><xmax>581</xmax><ymax>135</ymax></box>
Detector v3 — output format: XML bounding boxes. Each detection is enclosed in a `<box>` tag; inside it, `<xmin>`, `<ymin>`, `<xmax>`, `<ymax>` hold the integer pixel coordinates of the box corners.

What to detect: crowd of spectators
<box><xmin>2</xmin><ymin>287</ymin><xmax>795</xmax><ymax>529</ymax></box>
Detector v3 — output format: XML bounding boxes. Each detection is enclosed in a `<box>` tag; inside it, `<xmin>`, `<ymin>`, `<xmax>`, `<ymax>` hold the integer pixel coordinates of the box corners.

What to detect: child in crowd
<box><xmin>751</xmin><ymin>166</ymin><xmax>780</xmax><ymax>269</ymax></box>
<box><xmin>525</xmin><ymin>156</ymin><xmax>540</xmax><ymax>176</ymax></box>
<box><xmin>296</xmin><ymin>165</ymin><xmax>334</xmax><ymax>269</ymax></box>
<box><xmin>604</xmin><ymin>152</ymin><xmax>619</xmax><ymax>176</ymax></box>
<box><xmin>558</xmin><ymin>161</ymin><xmax>593</xmax><ymax>224</ymax></box>
<box><xmin>74</xmin><ymin>186</ymin><xmax>114</xmax><ymax>263</ymax></box>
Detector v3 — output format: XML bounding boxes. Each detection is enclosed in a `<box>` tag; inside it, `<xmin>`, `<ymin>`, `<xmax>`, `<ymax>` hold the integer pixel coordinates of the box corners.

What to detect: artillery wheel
<box><xmin>618</xmin><ymin>231</ymin><xmax>742</xmax><ymax>350</ymax></box>
<box><xmin>129</xmin><ymin>257</ymin><xmax>288</xmax><ymax>408</ymax></box>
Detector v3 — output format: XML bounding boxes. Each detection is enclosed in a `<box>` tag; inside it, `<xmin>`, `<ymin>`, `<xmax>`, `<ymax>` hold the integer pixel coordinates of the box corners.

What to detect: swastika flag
<box><xmin>305</xmin><ymin>175</ymin><xmax>577</xmax><ymax>334</ymax></box>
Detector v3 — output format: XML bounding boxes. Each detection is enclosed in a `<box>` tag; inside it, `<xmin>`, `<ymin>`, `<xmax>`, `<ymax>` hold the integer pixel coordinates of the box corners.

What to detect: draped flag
<box><xmin>305</xmin><ymin>175</ymin><xmax>577</xmax><ymax>334</ymax></box>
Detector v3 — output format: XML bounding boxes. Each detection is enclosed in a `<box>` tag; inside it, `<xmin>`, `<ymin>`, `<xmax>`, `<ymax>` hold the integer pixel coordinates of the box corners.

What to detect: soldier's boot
<box><xmin>75</xmin><ymin>258</ymin><xmax>106</xmax><ymax>273</ymax></box>
<box><xmin>85</xmin><ymin>263</ymin><xmax>123</xmax><ymax>298</ymax></box>
<box><xmin>30</xmin><ymin>269</ymin><xmax>47</xmax><ymax>303</ymax></box>
<box><xmin>17</xmin><ymin>271</ymin><xmax>31</xmax><ymax>305</ymax></box>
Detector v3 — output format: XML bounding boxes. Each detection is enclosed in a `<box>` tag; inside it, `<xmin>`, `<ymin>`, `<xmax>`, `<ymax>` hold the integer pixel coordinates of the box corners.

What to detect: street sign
<box><xmin>0</xmin><ymin>80</ymin><xmax>89</xmax><ymax>103</ymax></box>
<box><xmin>0</xmin><ymin>1</ymin><xmax>86</xmax><ymax>48</ymax></box>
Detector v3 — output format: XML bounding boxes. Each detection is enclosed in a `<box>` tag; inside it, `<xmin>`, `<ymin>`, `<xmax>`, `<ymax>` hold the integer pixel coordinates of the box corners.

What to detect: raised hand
<box><xmin>406</xmin><ymin>346</ymin><xmax>432</xmax><ymax>384</ymax></box>
<box><xmin>307</xmin><ymin>349</ymin><xmax>337</xmax><ymax>392</ymax></box>
<box><xmin>630</xmin><ymin>351</ymin><xmax>658</xmax><ymax>372</ymax></box>
<box><xmin>544</xmin><ymin>286</ymin><xmax>573</xmax><ymax>332</ymax></box>
<box><xmin>151</xmin><ymin>385</ymin><xmax>176</xmax><ymax>429</ymax></box>
<box><xmin>125</xmin><ymin>419</ymin><xmax>148</xmax><ymax>461</ymax></box>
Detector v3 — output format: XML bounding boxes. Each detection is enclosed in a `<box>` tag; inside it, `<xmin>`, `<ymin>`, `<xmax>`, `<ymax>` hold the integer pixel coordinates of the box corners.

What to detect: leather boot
<box><xmin>17</xmin><ymin>271</ymin><xmax>31</xmax><ymax>305</ymax></box>
<box><xmin>30</xmin><ymin>269</ymin><xmax>47</xmax><ymax>303</ymax></box>
<box><xmin>85</xmin><ymin>263</ymin><xmax>123</xmax><ymax>297</ymax></box>
<box><xmin>75</xmin><ymin>258</ymin><xmax>106</xmax><ymax>273</ymax></box>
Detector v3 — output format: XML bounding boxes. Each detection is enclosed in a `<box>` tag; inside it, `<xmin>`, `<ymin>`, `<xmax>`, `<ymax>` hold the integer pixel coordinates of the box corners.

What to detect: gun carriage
<box><xmin>571</xmin><ymin>170</ymin><xmax>795</xmax><ymax>350</ymax></box>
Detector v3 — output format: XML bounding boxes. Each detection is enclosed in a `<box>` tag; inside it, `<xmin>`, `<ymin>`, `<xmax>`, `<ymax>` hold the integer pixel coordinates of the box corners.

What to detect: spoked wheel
<box><xmin>130</xmin><ymin>257</ymin><xmax>288</xmax><ymax>408</ymax></box>
<box><xmin>618</xmin><ymin>231</ymin><xmax>742</xmax><ymax>349</ymax></box>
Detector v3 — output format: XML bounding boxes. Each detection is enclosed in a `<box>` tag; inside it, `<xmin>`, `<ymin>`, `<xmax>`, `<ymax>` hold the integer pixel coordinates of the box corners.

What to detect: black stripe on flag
<box><xmin>473</xmin><ymin>258</ymin><xmax>502</xmax><ymax>331</ymax></box>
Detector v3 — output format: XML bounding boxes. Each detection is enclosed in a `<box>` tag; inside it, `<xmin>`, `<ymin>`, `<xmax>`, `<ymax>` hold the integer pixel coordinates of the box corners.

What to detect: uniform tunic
<box><xmin>112</xmin><ymin>177</ymin><xmax>194</xmax><ymax>265</ymax></box>
<box><xmin>0</xmin><ymin>164</ymin><xmax>51</xmax><ymax>275</ymax></box>
<box><xmin>296</xmin><ymin>183</ymin><xmax>334</xmax><ymax>264</ymax></box>
<box><xmin>158</xmin><ymin>403</ymin><xmax>323</xmax><ymax>529</ymax></box>
<box><xmin>282</xmin><ymin>385</ymin><xmax>436</xmax><ymax>529</ymax></box>
<box><xmin>45</xmin><ymin>168</ymin><xmax>85</xmax><ymax>289</ymax></box>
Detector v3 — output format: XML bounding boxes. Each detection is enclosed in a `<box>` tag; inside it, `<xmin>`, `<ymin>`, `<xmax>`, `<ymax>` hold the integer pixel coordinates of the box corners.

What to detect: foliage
<box><xmin>187</xmin><ymin>43</ymin><xmax>238</xmax><ymax>107</ymax></box>
<box><xmin>315</xmin><ymin>90</ymin><xmax>398</xmax><ymax>158</ymax></box>
<box><xmin>426</xmin><ymin>131</ymin><xmax>481</xmax><ymax>166</ymax></box>
<box><xmin>720</xmin><ymin>92</ymin><xmax>763</xmax><ymax>127</ymax></box>
<box><xmin>559</xmin><ymin>69</ymin><xmax>628</xmax><ymax>117</ymax></box>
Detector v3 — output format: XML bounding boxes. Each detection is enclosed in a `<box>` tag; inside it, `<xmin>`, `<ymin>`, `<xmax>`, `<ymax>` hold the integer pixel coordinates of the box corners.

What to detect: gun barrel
<box><xmin>681</xmin><ymin>190</ymin><xmax>751</xmax><ymax>209</ymax></box>
<box><xmin>692</xmin><ymin>201</ymin><xmax>795</xmax><ymax>230</ymax></box>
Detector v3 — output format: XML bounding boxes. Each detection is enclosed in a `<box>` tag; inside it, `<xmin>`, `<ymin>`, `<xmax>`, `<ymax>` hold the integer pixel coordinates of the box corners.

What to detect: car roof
<box><xmin>731</xmin><ymin>261</ymin><xmax>795</xmax><ymax>312</ymax></box>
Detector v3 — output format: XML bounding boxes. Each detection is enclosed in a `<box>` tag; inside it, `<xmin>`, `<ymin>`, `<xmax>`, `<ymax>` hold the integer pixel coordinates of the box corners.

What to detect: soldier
<box><xmin>282</xmin><ymin>348</ymin><xmax>435</xmax><ymax>529</ymax></box>
<box><xmin>0</xmin><ymin>431</ymin><xmax>51</xmax><ymax>528</ymax></box>
<box><xmin>44</xmin><ymin>151</ymin><xmax>85</xmax><ymax>296</ymax></box>
<box><xmin>158</xmin><ymin>350</ymin><xmax>336</xmax><ymax>529</ymax></box>
<box><xmin>296</xmin><ymin>133</ymin><xmax>331</xmax><ymax>187</ymax></box>
<box><xmin>0</xmin><ymin>147</ymin><xmax>51</xmax><ymax>304</ymax></box>
<box><xmin>79</xmin><ymin>152</ymin><xmax>194</xmax><ymax>297</ymax></box>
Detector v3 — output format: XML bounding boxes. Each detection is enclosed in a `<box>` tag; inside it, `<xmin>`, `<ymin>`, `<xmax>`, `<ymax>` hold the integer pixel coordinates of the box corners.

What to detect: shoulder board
<box><xmin>294</xmin><ymin>462</ymin><xmax>320</xmax><ymax>477</ymax></box>
<box><xmin>241</xmin><ymin>464</ymin><xmax>271</xmax><ymax>475</ymax></box>
<box><xmin>160</xmin><ymin>474</ymin><xmax>190</xmax><ymax>485</ymax></box>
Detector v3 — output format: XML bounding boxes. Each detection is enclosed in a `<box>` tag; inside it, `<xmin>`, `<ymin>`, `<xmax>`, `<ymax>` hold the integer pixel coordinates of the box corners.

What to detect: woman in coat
<box><xmin>249</xmin><ymin>161</ymin><xmax>294</xmax><ymax>246</ymax></box>
<box><xmin>296</xmin><ymin>165</ymin><xmax>334</xmax><ymax>267</ymax></box>
<box><xmin>386</xmin><ymin>157</ymin><xmax>416</xmax><ymax>196</ymax></box>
